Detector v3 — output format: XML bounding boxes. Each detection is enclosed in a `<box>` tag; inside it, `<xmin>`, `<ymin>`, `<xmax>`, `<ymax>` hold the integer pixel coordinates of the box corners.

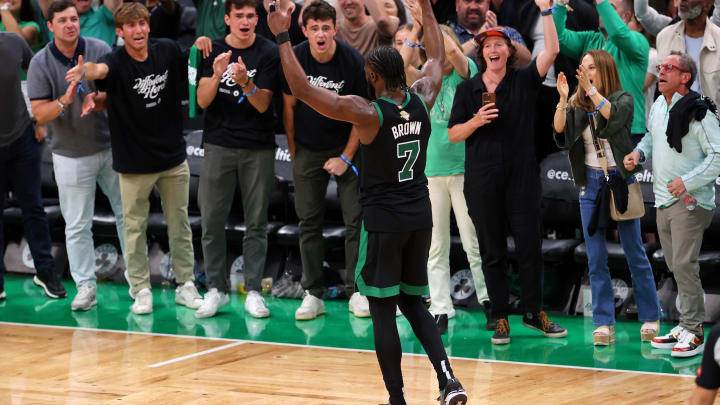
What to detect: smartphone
<box><xmin>482</xmin><ymin>92</ymin><xmax>495</xmax><ymax>106</ymax></box>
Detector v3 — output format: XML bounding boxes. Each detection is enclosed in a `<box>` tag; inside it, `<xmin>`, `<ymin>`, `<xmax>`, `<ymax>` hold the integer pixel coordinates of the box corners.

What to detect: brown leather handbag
<box><xmin>588</xmin><ymin>114</ymin><xmax>645</xmax><ymax>221</ymax></box>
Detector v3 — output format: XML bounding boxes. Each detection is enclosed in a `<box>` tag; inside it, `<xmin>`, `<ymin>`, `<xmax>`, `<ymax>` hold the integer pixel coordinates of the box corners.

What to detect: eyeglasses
<box><xmin>655</xmin><ymin>63</ymin><xmax>686</xmax><ymax>73</ymax></box>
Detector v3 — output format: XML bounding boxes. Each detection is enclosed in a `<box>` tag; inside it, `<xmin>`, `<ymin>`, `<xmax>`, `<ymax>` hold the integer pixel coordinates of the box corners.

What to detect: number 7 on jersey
<box><xmin>397</xmin><ymin>140</ymin><xmax>420</xmax><ymax>182</ymax></box>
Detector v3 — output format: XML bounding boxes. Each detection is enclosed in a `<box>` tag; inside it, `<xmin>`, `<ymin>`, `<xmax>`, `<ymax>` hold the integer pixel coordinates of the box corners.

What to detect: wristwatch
<box><xmin>56</xmin><ymin>98</ymin><xmax>66</xmax><ymax>111</ymax></box>
<box><xmin>586</xmin><ymin>86</ymin><xmax>598</xmax><ymax>97</ymax></box>
<box><xmin>0</xmin><ymin>3</ymin><xmax>11</xmax><ymax>11</ymax></box>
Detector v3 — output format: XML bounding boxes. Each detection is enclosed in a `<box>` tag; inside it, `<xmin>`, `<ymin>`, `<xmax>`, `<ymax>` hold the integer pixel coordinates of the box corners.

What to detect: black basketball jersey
<box><xmin>360</xmin><ymin>91</ymin><xmax>432</xmax><ymax>233</ymax></box>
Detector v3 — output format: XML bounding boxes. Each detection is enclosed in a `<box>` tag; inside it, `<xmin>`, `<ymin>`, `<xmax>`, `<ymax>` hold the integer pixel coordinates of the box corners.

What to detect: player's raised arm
<box><xmin>267</xmin><ymin>0</ymin><xmax>376</xmax><ymax>129</ymax></box>
<box><xmin>408</xmin><ymin>0</ymin><xmax>444</xmax><ymax>110</ymax></box>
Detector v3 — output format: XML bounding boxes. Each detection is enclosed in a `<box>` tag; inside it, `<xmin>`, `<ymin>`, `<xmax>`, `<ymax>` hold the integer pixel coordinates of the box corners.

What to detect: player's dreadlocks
<box><xmin>366</xmin><ymin>46</ymin><xmax>409</xmax><ymax>93</ymax></box>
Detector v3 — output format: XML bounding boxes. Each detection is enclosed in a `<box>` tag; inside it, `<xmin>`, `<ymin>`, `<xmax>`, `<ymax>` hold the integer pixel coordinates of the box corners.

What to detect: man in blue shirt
<box><xmin>625</xmin><ymin>51</ymin><xmax>720</xmax><ymax>358</ymax></box>
<box><xmin>452</xmin><ymin>0</ymin><xmax>531</xmax><ymax>64</ymax></box>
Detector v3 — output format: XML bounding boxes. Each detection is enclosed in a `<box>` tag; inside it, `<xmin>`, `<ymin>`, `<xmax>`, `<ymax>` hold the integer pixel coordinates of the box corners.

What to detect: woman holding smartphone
<box><xmin>552</xmin><ymin>49</ymin><xmax>660</xmax><ymax>346</ymax></box>
<box><xmin>447</xmin><ymin>0</ymin><xmax>564</xmax><ymax>345</ymax></box>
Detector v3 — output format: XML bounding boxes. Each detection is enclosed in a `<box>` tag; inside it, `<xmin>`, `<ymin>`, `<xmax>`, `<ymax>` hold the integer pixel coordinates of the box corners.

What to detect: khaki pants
<box><xmin>119</xmin><ymin>161</ymin><xmax>195</xmax><ymax>294</ymax></box>
<box><xmin>656</xmin><ymin>202</ymin><xmax>714</xmax><ymax>335</ymax></box>
<box><xmin>427</xmin><ymin>174</ymin><xmax>487</xmax><ymax>317</ymax></box>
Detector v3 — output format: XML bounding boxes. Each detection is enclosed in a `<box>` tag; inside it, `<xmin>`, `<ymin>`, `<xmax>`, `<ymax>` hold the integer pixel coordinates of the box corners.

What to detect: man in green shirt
<box><xmin>553</xmin><ymin>0</ymin><xmax>649</xmax><ymax>144</ymax></box>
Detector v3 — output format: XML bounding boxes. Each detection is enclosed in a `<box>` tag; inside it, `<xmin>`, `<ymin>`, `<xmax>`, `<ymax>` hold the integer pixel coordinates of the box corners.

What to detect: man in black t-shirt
<box><xmin>282</xmin><ymin>1</ymin><xmax>368</xmax><ymax>321</ymax></box>
<box><xmin>66</xmin><ymin>3</ymin><xmax>210</xmax><ymax>316</ymax></box>
<box><xmin>268</xmin><ymin>0</ymin><xmax>467</xmax><ymax>403</ymax></box>
<box><xmin>194</xmin><ymin>0</ymin><xmax>279</xmax><ymax>319</ymax></box>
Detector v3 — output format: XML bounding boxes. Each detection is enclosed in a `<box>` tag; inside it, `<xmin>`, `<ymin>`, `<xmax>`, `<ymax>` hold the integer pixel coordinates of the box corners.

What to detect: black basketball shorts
<box><xmin>354</xmin><ymin>223</ymin><xmax>431</xmax><ymax>298</ymax></box>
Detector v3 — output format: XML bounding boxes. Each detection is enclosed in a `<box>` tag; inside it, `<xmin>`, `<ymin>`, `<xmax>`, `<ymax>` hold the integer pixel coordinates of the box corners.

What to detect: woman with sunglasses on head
<box><xmin>553</xmin><ymin>49</ymin><xmax>660</xmax><ymax>346</ymax></box>
<box><xmin>448</xmin><ymin>0</ymin><xmax>565</xmax><ymax>345</ymax></box>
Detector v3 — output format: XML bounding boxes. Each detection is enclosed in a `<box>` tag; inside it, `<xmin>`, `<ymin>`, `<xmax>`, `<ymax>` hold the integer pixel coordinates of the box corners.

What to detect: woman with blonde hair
<box><xmin>553</xmin><ymin>49</ymin><xmax>660</xmax><ymax>346</ymax></box>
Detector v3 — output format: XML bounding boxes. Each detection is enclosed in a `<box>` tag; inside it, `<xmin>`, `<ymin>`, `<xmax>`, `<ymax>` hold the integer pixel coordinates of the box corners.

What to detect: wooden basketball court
<box><xmin>0</xmin><ymin>322</ymin><xmax>699</xmax><ymax>404</ymax></box>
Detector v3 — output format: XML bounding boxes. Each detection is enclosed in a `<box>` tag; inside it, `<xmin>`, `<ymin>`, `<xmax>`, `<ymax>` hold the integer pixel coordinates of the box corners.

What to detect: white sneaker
<box><xmin>124</xmin><ymin>270</ymin><xmax>135</xmax><ymax>299</ymax></box>
<box><xmin>651</xmin><ymin>325</ymin><xmax>685</xmax><ymax>349</ymax></box>
<box><xmin>349</xmin><ymin>292</ymin><xmax>370</xmax><ymax>318</ymax></box>
<box><xmin>295</xmin><ymin>290</ymin><xmax>325</xmax><ymax>320</ymax></box>
<box><xmin>71</xmin><ymin>284</ymin><xmax>97</xmax><ymax>311</ymax></box>
<box><xmin>671</xmin><ymin>329</ymin><xmax>705</xmax><ymax>358</ymax></box>
<box><xmin>245</xmin><ymin>290</ymin><xmax>270</xmax><ymax>318</ymax></box>
<box><xmin>175</xmin><ymin>281</ymin><xmax>203</xmax><ymax>309</ymax></box>
<box><xmin>131</xmin><ymin>288</ymin><xmax>153</xmax><ymax>314</ymax></box>
<box><xmin>195</xmin><ymin>288</ymin><xmax>230</xmax><ymax>319</ymax></box>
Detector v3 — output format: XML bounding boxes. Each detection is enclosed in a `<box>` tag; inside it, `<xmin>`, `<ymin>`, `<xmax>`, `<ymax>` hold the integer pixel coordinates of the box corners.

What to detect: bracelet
<box><xmin>594</xmin><ymin>97</ymin><xmax>607</xmax><ymax>111</ymax></box>
<box><xmin>340</xmin><ymin>154</ymin><xmax>359</xmax><ymax>176</ymax></box>
<box><xmin>404</xmin><ymin>39</ymin><xmax>425</xmax><ymax>50</ymax></box>
<box><xmin>556</xmin><ymin>104</ymin><xmax>567</xmax><ymax>109</ymax></box>
<box><xmin>237</xmin><ymin>82</ymin><xmax>257</xmax><ymax>104</ymax></box>
<box><xmin>541</xmin><ymin>7</ymin><xmax>556</xmax><ymax>15</ymax></box>
<box><xmin>240</xmin><ymin>77</ymin><xmax>251</xmax><ymax>88</ymax></box>
<box><xmin>275</xmin><ymin>31</ymin><xmax>290</xmax><ymax>45</ymax></box>
<box><xmin>57</xmin><ymin>99</ymin><xmax>65</xmax><ymax>117</ymax></box>
<box><xmin>243</xmin><ymin>82</ymin><xmax>257</xmax><ymax>96</ymax></box>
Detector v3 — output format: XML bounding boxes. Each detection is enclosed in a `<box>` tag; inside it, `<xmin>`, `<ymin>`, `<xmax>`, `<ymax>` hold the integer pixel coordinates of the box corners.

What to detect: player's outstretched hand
<box><xmin>267</xmin><ymin>0</ymin><xmax>292</xmax><ymax>36</ymax></box>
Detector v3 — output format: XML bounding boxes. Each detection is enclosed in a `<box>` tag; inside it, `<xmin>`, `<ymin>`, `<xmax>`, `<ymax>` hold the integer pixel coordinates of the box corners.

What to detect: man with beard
<box><xmin>452</xmin><ymin>0</ymin><xmax>531</xmax><ymax>64</ymax></box>
<box><xmin>656</xmin><ymin>0</ymin><xmax>720</xmax><ymax>106</ymax></box>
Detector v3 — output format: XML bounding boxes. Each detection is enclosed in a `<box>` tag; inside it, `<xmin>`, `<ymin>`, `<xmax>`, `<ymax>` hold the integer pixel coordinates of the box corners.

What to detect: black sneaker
<box><xmin>522</xmin><ymin>311</ymin><xmax>567</xmax><ymax>338</ymax></box>
<box><xmin>438</xmin><ymin>377</ymin><xmax>467</xmax><ymax>405</ymax></box>
<box><xmin>435</xmin><ymin>314</ymin><xmax>448</xmax><ymax>335</ymax></box>
<box><xmin>491</xmin><ymin>318</ymin><xmax>510</xmax><ymax>344</ymax></box>
<box><xmin>33</xmin><ymin>269</ymin><xmax>67</xmax><ymax>299</ymax></box>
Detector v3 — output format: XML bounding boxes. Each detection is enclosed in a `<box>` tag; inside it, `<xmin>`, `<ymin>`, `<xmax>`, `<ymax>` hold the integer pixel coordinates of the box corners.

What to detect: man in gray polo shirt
<box><xmin>28</xmin><ymin>0</ymin><xmax>123</xmax><ymax>311</ymax></box>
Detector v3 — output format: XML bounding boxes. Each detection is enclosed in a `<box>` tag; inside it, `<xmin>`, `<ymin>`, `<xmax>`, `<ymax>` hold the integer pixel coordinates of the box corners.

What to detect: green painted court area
<box><xmin>0</xmin><ymin>273</ymin><xmax>697</xmax><ymax>377</ymax></box>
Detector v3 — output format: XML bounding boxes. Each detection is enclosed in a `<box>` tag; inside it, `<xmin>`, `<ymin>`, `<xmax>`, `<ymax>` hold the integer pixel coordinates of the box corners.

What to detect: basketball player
<box><xmin>267</xmin><ymin>0</ymin><xmax>467</xmax><ymax>404</ymax></box>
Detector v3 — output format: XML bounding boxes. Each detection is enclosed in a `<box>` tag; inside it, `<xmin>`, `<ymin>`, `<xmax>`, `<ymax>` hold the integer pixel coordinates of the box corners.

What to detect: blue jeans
<box><xmin>53</xmin><ymin>150</ymin><xmax>124</xmax><ymax>288</ymax></box>
<box><xmin>0</xmin><ymin>125</ymin><xmax>55</xmax><ymax>290</ymax></box>
<box><xmin>579</xmin><ymin>167</ymin><xmax>660</xmax><ymax>326</ymax></box>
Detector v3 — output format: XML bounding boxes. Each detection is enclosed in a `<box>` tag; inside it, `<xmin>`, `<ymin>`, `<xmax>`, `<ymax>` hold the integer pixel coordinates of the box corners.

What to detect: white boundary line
<box><xmin>0</xmin><ymin>321</ymin><xmax>694</xmax><ymax>379</ymax></box>
<box><xmin>147</xmin><ymin>341</ymin><xmax>246</xmax><ymax>368</ymax></box>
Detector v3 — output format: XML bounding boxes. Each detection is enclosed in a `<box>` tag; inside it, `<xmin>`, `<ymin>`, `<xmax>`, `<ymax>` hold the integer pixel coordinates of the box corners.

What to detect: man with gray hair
<box><xmin>624</xmin><ymin>51</ymin><xmax>720</xmax><ymax>358</ymax></box>
<box><xmin>656</xmin><ymin>0</ymin><xmax>720</xmax><ymax>105</ymax></box>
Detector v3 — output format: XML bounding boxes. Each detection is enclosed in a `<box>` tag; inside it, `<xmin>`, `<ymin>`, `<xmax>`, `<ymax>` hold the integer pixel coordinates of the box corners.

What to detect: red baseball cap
<box><xmin>474</xmin><ymin>27</ymin><xmax>510</xmax><ymax>47</ymax></box>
